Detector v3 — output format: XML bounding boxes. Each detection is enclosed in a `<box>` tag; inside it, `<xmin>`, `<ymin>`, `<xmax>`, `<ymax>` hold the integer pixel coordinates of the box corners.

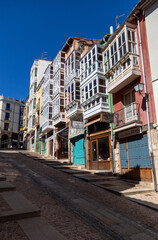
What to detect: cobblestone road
<box><xmin>0</xmin><ymin>150</ymin><xmax>158</xmax><ymax>240</ymax></box>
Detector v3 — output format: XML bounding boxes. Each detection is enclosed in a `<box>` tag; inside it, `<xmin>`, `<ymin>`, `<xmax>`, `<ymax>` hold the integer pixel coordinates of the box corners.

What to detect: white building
<box><xmin>27</xmin><ymin>59</ymin><xmax>51</xmax><ymax>152</ymax></box>
<box><xmin>0</xmin><ymin>95</ymin><xmax>24</xmax><ymax>148</ymax></box>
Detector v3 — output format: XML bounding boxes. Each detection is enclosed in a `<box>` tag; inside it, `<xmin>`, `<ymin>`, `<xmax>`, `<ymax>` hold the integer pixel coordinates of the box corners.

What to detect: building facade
<box><xmin>63</xmin><ymin>37</ymin><xmax>99</xmax><ymax>165</ymax></box>
<box><xmin>80</xmin><ymin>42</ymin><xmax>113</xmax><ymax>170</ymax></box>
<box><xmin>27</xmin><ymin>59</ymin><xmax>51</xmax><ymax>152</ymax></box>
<box><xmin>0</xmin><ymin>95</ymin><xmax>24</xmax><ymax>148</ymax></box>
<box><xmin>103</xmin><ymin>1</ymin><xmax>157</xmax><ymax>185</ymax></box>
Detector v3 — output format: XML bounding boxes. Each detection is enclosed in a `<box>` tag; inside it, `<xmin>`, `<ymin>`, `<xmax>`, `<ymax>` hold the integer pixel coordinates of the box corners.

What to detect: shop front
<box><xmin>57</xmin><ymin>128</ymin><xmax>68</xmax><ymax>159</ymax></box>
<box><xmin>87</xmin><ymin>120</ymin><xmax>112</xmax><ymax>170</ymax></box>
<box><xmin>116</xmin><ymin>127</ymin><xmax>152</xmax><ymax>181</ymax></box>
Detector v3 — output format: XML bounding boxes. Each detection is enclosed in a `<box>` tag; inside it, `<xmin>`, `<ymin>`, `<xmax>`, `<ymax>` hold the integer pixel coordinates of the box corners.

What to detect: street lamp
<box><xmin>134</xmin><ymin>83</ymin><xmax>144</xmax><ymax>93</ymax></box>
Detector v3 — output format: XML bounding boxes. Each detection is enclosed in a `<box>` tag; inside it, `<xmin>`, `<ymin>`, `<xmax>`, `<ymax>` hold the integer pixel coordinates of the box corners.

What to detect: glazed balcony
<box><xmin>82</xmin><ymin>93</ymin><xmax>110</xmax><ymax>120</ymax></box>
<box><xmin>64</xmin><ymin>50</ymin><xmax>80</xmax><ymax>87</ymax></box>
<box><xmin>42</xmin><ymin>120</ymin><xmax>53</xmax><ymax>133</ymax></box>
<box><xmin>107</xmin><ymin>53</ymin><xmax>141</xmax><ymax>93</ymax></box>
<box><xmin>66</xmin><ymin>101</ymin><xmax>82</xmax><ymax>119</ymax></box>
<box><xmin>53</xmin><ymin>113</ymin><xmax>66</xmax><ymax>126</ymax></box>
<box><xmin>80</xmin><ymin>44</ymin><xmax>104</xmax><ymax>84</ymax></box>
<box><xmin>114</xmin><ymin>103</ymin><xmax>142</xmax><ymax>131</ymax></box>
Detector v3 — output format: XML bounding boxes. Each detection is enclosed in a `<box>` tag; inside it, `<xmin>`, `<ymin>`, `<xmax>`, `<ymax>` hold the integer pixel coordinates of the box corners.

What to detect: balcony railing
<box><xmin>114</xmin><ymin>103</ymin><xmax>141</xmax><ymax>128</ymax></box>
<box><xmin>6</xmin><ymin>107</ymin><xmax>12</xmax><ymax>111</ymax></box>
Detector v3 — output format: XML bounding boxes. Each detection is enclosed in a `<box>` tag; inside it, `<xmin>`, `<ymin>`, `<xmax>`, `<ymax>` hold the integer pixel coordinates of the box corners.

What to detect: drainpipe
<box><xmin>134</xmin><ymin>14</ymin><xmax>157</xmax><ymax>191</ymax></box>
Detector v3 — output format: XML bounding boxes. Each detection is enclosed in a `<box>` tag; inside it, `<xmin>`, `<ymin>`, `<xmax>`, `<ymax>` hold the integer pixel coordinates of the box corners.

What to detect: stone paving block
<box><xmin>129</xmin><ymin>232</ymin><xmax>156</xmax><ymax>240</ymax></box>
<box><xmin>18</xmin><ymin>217</ymin><xmax>66</xmax><ymax>240</ymax></box>
<box><xmin>1</xmin><ymin>191</ymin><xmax>39</xmax><ymax>210</ymax></box>
<box><xmin>0</xmin><ymin>181</ymin><xmax>16</xmax><ymax>192</ymax></box>
<box><xmin>0</xmin><ymin>207</ymin><xmax>40</xmax><ymax>222</ymax></box>
<box><xmin>112</xmin><ymin>223</ymin><xmax>140</xmax><ymax>237</ymax></box>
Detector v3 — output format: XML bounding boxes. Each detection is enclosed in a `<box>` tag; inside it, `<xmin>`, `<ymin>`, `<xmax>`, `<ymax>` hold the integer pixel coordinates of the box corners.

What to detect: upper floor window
<box><xmin>34</xmin><ymin>82</ymin><xmax>37</xmax><ymax>93</ymax></box>
<box><xmin>33</xmin><ymin>98</ymin><xmax>36</xmax><ymax>109</ymax></box>
<box><xmin>6</xmin><ymin>103</ymin><xmax>10</xmax><ymax>110</ymax></box>
<box><xmin>5</xmin><ymin>112</ymin><xmax>10</xmax><ymax>120</ymax></box>
<box><xmin>80</xmin><ymin>45</ymin><xmax>103</xmax><ymax>82</ymax></box>
<box><xmin>35</xmin><ymin>68</ymin><xmax>37</xmax><ymax>77</ymax></box>
<box><xmin>4</xmin><ymin>122</ymin><xmax>9</xmax><ymax>130</ymax></box>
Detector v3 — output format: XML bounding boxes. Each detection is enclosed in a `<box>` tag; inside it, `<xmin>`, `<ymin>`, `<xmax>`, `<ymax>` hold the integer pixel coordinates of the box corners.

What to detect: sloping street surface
<box><xmin>0</xmin><ymin>150</ymin><xmax>158</xmax><ymax>240</ymax></box>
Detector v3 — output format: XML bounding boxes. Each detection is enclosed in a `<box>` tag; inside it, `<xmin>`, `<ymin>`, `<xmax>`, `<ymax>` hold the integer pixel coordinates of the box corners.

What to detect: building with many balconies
<box><xmin>80</xmin><ymin>41</ymin><xmax>113</xmax><ymax>170</ymax></box>
<box><xmin>0</xmin><ymin>95</ymin><xmax>25</xmax><ymax>148</ymax></box>
<box><xmin>63</xmin><ymin>37</ymin><xmax>98</xmax><ymax>165</ymax></box>
<box><xmin>103</xmin><ymin>1</ymin><xmax>157</xmax><ymax>183</ymax></box>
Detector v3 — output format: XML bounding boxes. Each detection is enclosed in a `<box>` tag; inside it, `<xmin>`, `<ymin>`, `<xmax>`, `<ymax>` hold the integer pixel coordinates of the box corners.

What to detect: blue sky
<box><xmin>0</xmin><ymin>0</ymin><xmax>138</xmax><ymax>101</ymax></box>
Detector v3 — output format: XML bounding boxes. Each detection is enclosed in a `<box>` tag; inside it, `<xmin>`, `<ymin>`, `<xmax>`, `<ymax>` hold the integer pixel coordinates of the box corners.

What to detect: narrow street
<box><xmin>0</xmin><ymin>150</ymin><xmax>158</xmax><ymax>240</ymax></box>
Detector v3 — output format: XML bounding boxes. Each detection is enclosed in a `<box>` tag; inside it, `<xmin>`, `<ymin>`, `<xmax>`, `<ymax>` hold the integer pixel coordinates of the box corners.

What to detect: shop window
<box><xmin>98</xmin><ymin>137</ymin><xmax>110</xmax><ymax>160</ymax></box>
<box><xmin>92</xmin><ymin>141</ymin><xmax>97</xmax><ymax>161</ymax></box>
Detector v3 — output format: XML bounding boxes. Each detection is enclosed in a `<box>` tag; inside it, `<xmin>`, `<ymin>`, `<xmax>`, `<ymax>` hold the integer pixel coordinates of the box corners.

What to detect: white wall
<box><xmin>145</xmin><ymin>1</ymin><xmax>158</xmax><ymax>124</ymax></box>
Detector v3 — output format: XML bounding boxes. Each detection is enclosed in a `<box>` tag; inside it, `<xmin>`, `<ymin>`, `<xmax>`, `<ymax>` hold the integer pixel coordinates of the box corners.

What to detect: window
<box><xmin>4</xmin><ymin>123</ymin><xmax>9</xmax><ymax>130</ymax></box>
<box><xmin>33</xmin><ymin>98</ymin><xmax>36</xmax><ymax>109</ymax></box>
<box><xmin>5</xmin><ymin>112</ymin><xmax>10</xmax><ymax>120</ymax></box>
<box><xmin>6</xmin><ymin>103</ymin><xmax>10</xmax><ymax>110</ymax></box>
<box><xmin>35</xmin><ymin>68</ymin><xmax>37</xmax><ymax>77</ymax></box>
<box><xmin>34</xmin><ymin>82</ymin><xmax>37</xmax><ymax>93</ymax></box>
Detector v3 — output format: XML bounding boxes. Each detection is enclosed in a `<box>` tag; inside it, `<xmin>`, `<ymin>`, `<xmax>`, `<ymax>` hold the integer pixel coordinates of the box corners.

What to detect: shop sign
<box><xmin>118</xmin><ymin>127</ymin><xmax>142</xmax><ymax>139</ymax></box>
<box><xmin>72</xmin><ymin>121</ymin><xmax>84</xmax><ymax>129</ymax></box>
<box><xmin>100</xmin><ymin>113</ymin><xmax>114</xmax><ymax>123</ymax></box>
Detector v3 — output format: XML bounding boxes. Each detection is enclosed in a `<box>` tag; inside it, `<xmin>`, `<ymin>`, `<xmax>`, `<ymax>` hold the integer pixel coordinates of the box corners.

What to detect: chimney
<box><xmin>110</xmin><ymin>26</ymin><xmax>113</xmax><ymax>34</ymax></box>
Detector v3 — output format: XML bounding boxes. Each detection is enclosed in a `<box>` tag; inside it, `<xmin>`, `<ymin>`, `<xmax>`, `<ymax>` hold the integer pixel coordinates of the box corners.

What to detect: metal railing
<box><xmin>114</xmin><ymin>103</ymin><xmax>140</xmax><ymax>128</ymax></box>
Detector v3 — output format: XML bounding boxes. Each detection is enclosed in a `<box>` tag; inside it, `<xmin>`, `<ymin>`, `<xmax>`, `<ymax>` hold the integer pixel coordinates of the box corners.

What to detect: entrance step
<box><xmin>52</xmin><ymin>165</ymin><xmax>74</xmax><ymax>169</ymax></box>
<box><xmin>73</xmin><ymin>174</ymin><xmax>119</xmax><ymax>182</ymax></box>
<box><xmin>18</xmin><ymin>217</ymin><xmax>66</xmax><ymax>240</ymax></box>
<box><xmin>0</xmin><ymin>181</ymin><xmax>16</xmax><ymax>192</ymax></box>
<box><xmin>93</xmin><ymin>180</ymin><xmax>154</xmax><ymax>196</ymax></box>
<box><xmin>0</xmin><ymin>191</ymin><xmax>40</xmax><ymax>222</ymax></box>
<box><xmin>0</xmin><ymin>175</ymin><xmax>6</xmax><ymax>181</ymax></box>
<box><xmin>94</xmin><ymin>170</ymin><xmax>113</xmax><ymax>176</ymax></box>
<box><xmin>60</xmin><ymin>169</ymin><xmax>90</xmax><ymax>175</ymax></box>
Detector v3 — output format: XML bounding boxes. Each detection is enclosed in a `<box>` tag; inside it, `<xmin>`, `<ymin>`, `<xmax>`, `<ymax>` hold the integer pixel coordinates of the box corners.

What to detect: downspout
<box><xmin>110</xmin><ymin>93</ymin><xmax>115</xmax><ymax>173</ymax></box>
<box><xmin>134</xmin><ymin>14</ymin><xmax>157</xmax><ymax>191</ymax></box>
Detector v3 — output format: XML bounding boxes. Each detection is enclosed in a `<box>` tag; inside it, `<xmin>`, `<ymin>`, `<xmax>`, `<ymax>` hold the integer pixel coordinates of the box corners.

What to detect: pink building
<box><xmin>103</xmin><ymin>0</ymin><xmax>157</xmax><ymax>188</ymax></box>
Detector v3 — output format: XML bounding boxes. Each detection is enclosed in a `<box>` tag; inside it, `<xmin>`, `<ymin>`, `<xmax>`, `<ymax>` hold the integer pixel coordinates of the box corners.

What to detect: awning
<box><xmin>85</xmin><ymin>118</ymin><xmax>100</xmax><ymax>127</ymax></box>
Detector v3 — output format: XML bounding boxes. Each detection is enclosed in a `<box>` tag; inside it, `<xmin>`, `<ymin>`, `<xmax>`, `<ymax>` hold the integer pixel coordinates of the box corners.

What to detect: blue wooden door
<box><xmin>120</xmin><ymin>140</ymin><xmax>128</xmax><ymax>168</ymax></box>
<box><xmin>128</xmin><ymin>135</ymin><xmax>151</xmax><ymax>168</ymax></box>
<box><xmin>73</xmin><ymin>138</ymin><xmax>84</xmax><ymax>165</ymax></box>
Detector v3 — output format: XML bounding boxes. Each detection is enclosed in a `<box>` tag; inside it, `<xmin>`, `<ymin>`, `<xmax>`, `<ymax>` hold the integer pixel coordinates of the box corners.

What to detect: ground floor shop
<box><xmin>115</xmin><ymin>127</ymin><xmax>152</xmax><ymax>181</ymax></box>
<box><xmin>86</xmin><ymin>121</ymin><xmax>112</xmax><ymax>170</ymax></box>
<box><xmin>56</xmin><ymin>128</ymin><xmax>68</xmax><ymax>159</ymax></box>
<box><xmin>71</xmin><ymin>135</ymin><xmax>84</xmax><ymax>165</ymax></box>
